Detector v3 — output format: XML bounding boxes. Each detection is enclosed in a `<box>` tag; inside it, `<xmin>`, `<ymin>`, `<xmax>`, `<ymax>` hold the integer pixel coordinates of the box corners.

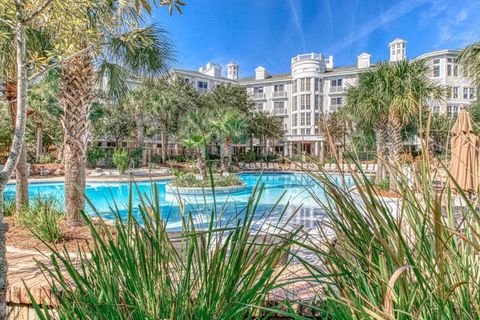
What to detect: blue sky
<box><xmin>151</xmin><ymin>0</ymin><xmax>480</xmax><ymax>78</ymax></box>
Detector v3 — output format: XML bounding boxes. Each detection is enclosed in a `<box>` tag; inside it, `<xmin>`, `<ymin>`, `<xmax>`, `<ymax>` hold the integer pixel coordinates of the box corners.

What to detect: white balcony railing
<box><xmin>329</xmin><ymin>86</ymin><xmax>344</xmax><ymax>93</ymax></box>
<box><xmin>252</xmin><ymin>92</ymin><xmax>266</xmax><ymax>99</ymax></box>
<box><xmin>273</xmin><ymin>109</ymin><xmax>287</xmax><ymax>116</ymax></box>
<box><xmin>272</xmin><ymin>91</ymin><xmax>287</xmax><ymax>98</ymax></box>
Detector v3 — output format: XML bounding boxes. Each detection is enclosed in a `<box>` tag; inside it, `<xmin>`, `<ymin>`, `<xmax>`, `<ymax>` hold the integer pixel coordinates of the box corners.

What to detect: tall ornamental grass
<box><xmin>290</xmin><ymin>156</ymin><xmax>480</xmax><ymax>319</ymax></box>
<box><xmin>30</xmin><ymin>181</ymin><xmax>300</xmax><ymax>319</ymax></box>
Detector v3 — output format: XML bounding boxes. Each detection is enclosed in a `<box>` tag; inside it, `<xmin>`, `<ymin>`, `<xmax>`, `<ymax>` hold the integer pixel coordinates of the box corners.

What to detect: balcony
<box><xmin>329</xmin><ymin>86</ymin><xmax>344</xmax><ymax>93</ymax></box>
<box><xmin>251</xmin><ymin>92</ymin><xmax>266</xmax><ymax>100</ymax></box>
<box><xmin>273</xmin><ymin>109</ymin><xmax>287</xmax><ymax>116</ymax></box>
<box><xmin>272</xmin><ymin>91</ymin><xmax>287</xmax><ymax>98</ymax></box>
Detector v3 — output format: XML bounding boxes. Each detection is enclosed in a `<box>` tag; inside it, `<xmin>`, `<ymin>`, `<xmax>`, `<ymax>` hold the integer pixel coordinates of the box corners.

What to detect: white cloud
<box><xmin>289</xmin><ymin>0</ymin><xmax>307</xmax><ymax>52</ymax></box>
<box><xmin>327</xmin><ymin>0</ymin><xmax>435</xmax><ymax>55</ymax></box>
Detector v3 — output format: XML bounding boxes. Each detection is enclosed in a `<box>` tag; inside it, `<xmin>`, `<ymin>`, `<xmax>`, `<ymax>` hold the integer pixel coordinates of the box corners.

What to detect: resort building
<box><xmin>168</xmin><ymin>38</ymin><xmax>476</xmax><ymax>158</ymax></box>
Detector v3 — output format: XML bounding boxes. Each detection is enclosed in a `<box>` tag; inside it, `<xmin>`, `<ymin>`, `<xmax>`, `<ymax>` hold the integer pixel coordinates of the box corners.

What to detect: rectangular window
<box><xmin>314</xmin><ymin>78</ymin><xmax>320</xmax><ymax>91</ymax></box>
<box><xmin>331</xmin><ymin>79</ymin><xmax>343</xmax><ymax>87</ymax></box>
<box><xmin>300</xmin><ymin>113</ymin><xmax>306</xmax><ymax>126</ymax></box>
<box><xmin>300</xmin><ymin>128</ymin><xmax>305</xmax><ymax>135</ymax></box>
<box><xmin>292</xmin><ymin>114</ymin><xmax>297</xmax><ymax>126</ymax></box>
<box><xmin>300</xmin><ymin>78</ymin><xmax>306</xmax><ymax>91</ymax></box>
<box><xmin>464</xmin><ymin>88</ymin><xmax>469</xmax><ymax>99</ymax></box>
<box><xmin>292</xmin><ymin>96</ymin><xmax>297</xmax><ymax>111</ymax></box>
<box><xmin>447</xmin><ymin>57</ymin><xmax>458</xmax><ymax>77</ymax></box>
<box><xmin>314</xmin><ymin>94</ymin><xmax>320</xmax><ymax>110</ymax></box>
<box><xmin>256</xmin><ymin>103</ymin><xmax>264</xmax><ymax>112</ymax></box>
<box><xmin>253</xmin><ymin>86</ymin><xmax>264</xmax><ymax>93</ymax></box>
<box><xmin>432</xmin><ymin>105</ymin><xmax>440</xmax><ymax>113</ymax></box>
<box><xmin>305</xmin><ymin>78</ymin><xmax>311</xmax><ymax>91</ymax></box>
<box><xmin>432</xmin><ymin>59</ymin><xmax>440</xmax><ymax>77</ymax></box>
<box><xmin>292</xmin><ymin>129</ymin><xmax>297</xmax><ymax>135</ymax></box>
<box><xmin>300</xmin><ymin>94</ymin><xmax>311</xmax><ymax>110</ymax></box>
<box><xmin>197</xmin><ymin>81</ymin><xmax>208</xmax><ymax>90</ymax></box>
<box><xmin>470</xmin><ymin>88</ymin><xmax>475</xmax><ymax>100</ymax></box>
<box><xmin>305</xmin><ymin>128</ymin><xmax>310</xmax><ymax>135</ymax></box>
<box><xmin>331</xmin><ymin>97</ymin><xmax>343</xmax><ymax>106</ymax></box>
<box><xmin>274</xmin><ymin>101</ymin><xmax>285</xmax><ymax>114</ymax></box>
<box><xmin>274</xmin><ymin>84</ymin><xmax>284</xmax><ymax>92</ymax></box>
<box><xmin>453</xmin><ymin>87</ymin><xmax>459</xmax><ymax>99</ymax></box>
<box><xmin>306</xmin><ymin>114</ymin><xmax>311</xmax><ymax>126</ymax></box>
<box><xmin>292</xmin><ymin>80</ymin><xmax>297</xmax><ymax>93</ymax></box>
<box><xmin>447</xmin><ymin>105</ymin><xmax>459</xmax><ymax>117</ymax></box>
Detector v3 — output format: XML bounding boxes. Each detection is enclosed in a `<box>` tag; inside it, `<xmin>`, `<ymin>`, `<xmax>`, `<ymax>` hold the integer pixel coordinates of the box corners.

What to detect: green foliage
<box><xmin>170</xmin><ymin>173</ymin><xmax>243</xmax><ymax>188</ymax></box>
<box><xmin>245</xmin><ymin>150</ymin><xmax>256</xmax><ymax>162</ymax></box>
<box><xmin>129</xmin><ymin>148</ymin><xmax>143</xmax><ymax>168</ymax></box>
<box><xmin>468</xmin><ymin>99</ymin><xmax>480</xmax><ymax>135</ymax></box>
<box><xmin>112</xmin><ymin>149</ymin><xmax>129</xmax><ymax>174</ymax></box>
<box><xmin>2</xmin><ymin>197</ymin><xmax>15</xmax><ymax>217</ymax></box>
<box><xmin>18</xmin><ymin>196</ymin><xmax>63</xmax><ymax>243</ymax></box>
<box><xmin>458</xmin><ymin>41</ymin><xmax>480</xmax><ymax>88</ymax></box>
<box><xmin>90</xmin><ymin>102</ymin><xmax>136</xmax><ymax>145</ymax></box>
<box><xmin>86</xmin><ymin>146</ymin><xmax>108</xmax><ymax>168</ymax></box>
<box><xmin>31</xmin><ymin>181</ymin><xmax>297</xmax><ymax>319</ymax></box>
<box><xmin>277</xmin><ymin>157</ymin><xmax>480</xmax><ymax>319</ymax></box>
<box><xmin>37</xmin><ymin>154</ymin><xmax>54</xmax><ymax>164</ymax></box>
<box><xmin>376</xmin><ymin>178</ymin><xmax>390</xmax><ymax>191</ymax></box>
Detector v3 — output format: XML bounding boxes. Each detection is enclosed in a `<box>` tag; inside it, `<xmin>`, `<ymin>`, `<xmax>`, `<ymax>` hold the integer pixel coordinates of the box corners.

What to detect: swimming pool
<box><xmin>3</xmin><ymin>173</ymin><xmax>353</xmax><ymax>231</ymax></box>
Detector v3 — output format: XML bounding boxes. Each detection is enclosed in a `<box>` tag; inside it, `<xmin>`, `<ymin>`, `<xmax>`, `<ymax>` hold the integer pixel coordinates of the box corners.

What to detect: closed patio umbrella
<box><xmin>449</xmin><ymin>109</ymin><xmax>479</xmax><ymax>194</ymax></box>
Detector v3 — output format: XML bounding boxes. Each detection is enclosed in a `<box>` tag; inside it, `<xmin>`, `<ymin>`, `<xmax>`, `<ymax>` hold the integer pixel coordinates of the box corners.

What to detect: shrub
<box><xmin>31</xmin><ymin>181</ymin><xmax>299</xmax><ymax>319</ymax></box>
<box><xmin>170</xmin><ymin>173</ymin><xmax>244</xmax><ymax>188</ymax></box>
<box><xmin>18</xmin><ymin>195</ymin><xmax>63</xmax><ymax>243</ymax></box>
<box><xmin>287</xmin><ymin>157</ymin><xmax>480</xmax><ymax>319</ymax></box>
<box><xmin>38</xmin><ymin>154</ymin><xmax>54</xmax><ymax>164</ymax></box>
<box><xmin>129</xmin><ymin>148</ymin><xmax>143</xmax><ymax>168</ymax></box>
<box><xmin>112</xmin><ymin>149</ymin><xmax>129</xmax><ymax>174</ymax></box>
<box><xmin>86</xmin><ymin>146</ymin><xmax>104</xmax><ymax>168</ymax></box>
<box><xmin>2</xmin><ymin>197</ymin><xmax>16</xmax><ymax>217</ymax></box>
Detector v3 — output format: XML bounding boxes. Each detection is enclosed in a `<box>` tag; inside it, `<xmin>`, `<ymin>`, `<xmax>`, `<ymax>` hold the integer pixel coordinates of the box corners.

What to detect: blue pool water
<box><xmin>4</xmin><ymin>173</ymin><xmax>353</xmax><ymax>231</ymax></box>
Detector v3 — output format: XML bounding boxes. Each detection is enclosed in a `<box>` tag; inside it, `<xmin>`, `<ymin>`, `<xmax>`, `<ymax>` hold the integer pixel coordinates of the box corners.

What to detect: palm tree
<box><xmin>211</xmin><ymin>110</ymin><xmax>246</xmax><ymax>173</ymax></box>
<box><xmin>347</xmin><ymin>60</ymin><xmax>441</xmax><ymax>188</ymax></box>
<box><xmin>346</xmin><ymin>65</ymin><xmax>390</xmax><ymax>183</ymax></box>
<box><xmin>181</xmin><ymin>108</ymin><xmax>211</xmax><ymax>179</ymax></box>
<box><xmin>387</xmin><ymin>60</ymin><xmax>441</xmax><ymax>181</ymax></box>
<box><xmin>458</xmin><ymin>41</ymin><xmax>480</xmax><ymax>87</ymax></box>
<box><xmin>182</xmin><ymin>135</ymin><xmax>208</xmax><ymax>179</ymax></box>
<box><xmin>57</xmin><ymin>2</ymin><xmax>176</xmax><ymax>226</ymax></box>
<box><xmin>0</xmin><ymin>16</ymin><xmax>53</xmax><ymax>212</ymax></box>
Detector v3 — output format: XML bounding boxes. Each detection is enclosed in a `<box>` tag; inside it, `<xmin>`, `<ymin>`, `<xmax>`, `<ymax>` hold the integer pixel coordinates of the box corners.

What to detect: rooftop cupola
<box><xmin>226</xmin><ymin>62</ymin><xmax>239</xmax><ymax>80</ymax></box>
<box><xmin>388</xmin><ymin>38</ymin><xmax>407</xmax><ymax>62</ymax></box>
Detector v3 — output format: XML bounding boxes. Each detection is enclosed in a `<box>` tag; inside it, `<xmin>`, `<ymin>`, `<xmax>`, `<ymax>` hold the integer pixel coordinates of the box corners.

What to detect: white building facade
<box><xmin>170</xmin><ymin>38</ymin><xmax>476</xmax><ymax>157</ymax></box>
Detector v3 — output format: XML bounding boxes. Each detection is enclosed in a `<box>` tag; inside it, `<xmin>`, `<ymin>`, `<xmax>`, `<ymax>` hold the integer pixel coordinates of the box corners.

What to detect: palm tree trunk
<box><xmin>15</xmin><ymin>146</ymin><xmax>29</xmax><ymax>211</ymax></box>
<box><xmin>60</xmin><ymin>51</ymin><xmax>95</xmax><ymax>227</ymax></box>
<box><xmin>6</xmin><ymin>81</ymin><xmax>29</xmax><ymax>213</ymax></box>
<box><xmin>388</xmin><ymin>116</ymin><xmax>403</xmax><ymax>191</ymax></box>
<box><xmin>135</xmin><ymin>113</ymin><xmax>146</xmax><ymax>166</ymax></box>
<box><xmin>197</xmin><ymin>147</ymin><xmax>208</xmax><ymax>179</ymax></box>
<box><xmin>35</xmin><ymin>123</ymin><xmax>43</xmax><ymax>162</ymax></box>
<box><xmin>160</xmin><ymin>130</ymin><xmax>168</xmax><ymax>163</ymax></box>
<box><xmin>374</xmin><ymin>124</ymin><xmax>388</xmax><ymax>184</ymax></box>
<box><xmin>221</xmin><ymin>137</ymin><xmax>232</xmax><ymax>173</ymax></box>
<box><xmin>0</xmin><ymin>14</ymin><xmax>28</xmax><ymax>318</ymax></box>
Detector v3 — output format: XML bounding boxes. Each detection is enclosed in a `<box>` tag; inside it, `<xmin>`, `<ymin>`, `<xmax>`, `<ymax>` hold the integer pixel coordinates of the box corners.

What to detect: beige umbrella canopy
<box><xmin>449</xmin><ymin>109</ymin><xmax>479</xmax><ymax>193</ymax></box>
